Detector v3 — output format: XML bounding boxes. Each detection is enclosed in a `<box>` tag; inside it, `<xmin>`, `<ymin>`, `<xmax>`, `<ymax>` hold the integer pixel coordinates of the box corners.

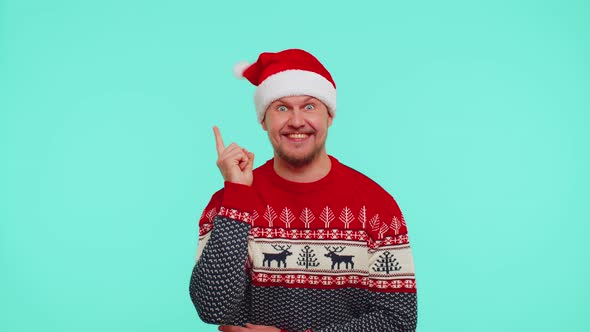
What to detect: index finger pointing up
<box><xmin>213</xmin><ymin>126</ymin><xmax>225</xmax><ymax>156</ymax></box>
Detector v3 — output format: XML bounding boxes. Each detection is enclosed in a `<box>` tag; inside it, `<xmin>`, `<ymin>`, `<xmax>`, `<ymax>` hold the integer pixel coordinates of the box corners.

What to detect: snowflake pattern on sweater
<box><xmin>190</xmin><ymin>156</ymin><xmax>417</xmax><ymax>332</ymax></box>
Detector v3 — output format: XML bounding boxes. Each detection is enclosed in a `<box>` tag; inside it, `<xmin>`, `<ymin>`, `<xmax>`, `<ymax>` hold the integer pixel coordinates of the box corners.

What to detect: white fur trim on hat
<box><xmin>254</xmin><ymin>69</ymin><xmax>337</xmax><ymax>123</ymax></box>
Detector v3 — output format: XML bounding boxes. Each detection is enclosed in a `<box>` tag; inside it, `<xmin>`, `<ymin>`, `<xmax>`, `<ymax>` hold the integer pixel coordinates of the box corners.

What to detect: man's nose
<box><xmin>288</xmin><ymin>109</ymin><xmax>305</xmax><ymax>127</ymax></box>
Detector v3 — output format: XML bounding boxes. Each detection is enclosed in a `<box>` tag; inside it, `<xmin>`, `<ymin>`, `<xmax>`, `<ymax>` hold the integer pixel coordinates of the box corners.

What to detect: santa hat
<box><xmin>233</xmin><ymin>49</ymin><xmax>337</xmax><ymax>123</ymax></box>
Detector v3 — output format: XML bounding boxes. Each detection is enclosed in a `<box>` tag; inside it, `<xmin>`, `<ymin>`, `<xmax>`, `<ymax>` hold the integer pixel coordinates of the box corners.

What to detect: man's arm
<box><xmin>312</xmin><ymin>265</ymin><xmax>417</xmax><ymax>331</ymax></box>
<box><xmin>312</xmin><ymin>287</ymin><xmax>417</xmax><ymax>332</ymax></box>
<box><xmin>189</xmin><ymin>126</ymin><xmax>258</xmax><ymax>325</ymax></box>
<box><xmin>189</xmin><ymin>182</ymin><xmax>257</xmax><ymax>325</ymax></box>
<box><xmin>314</xmin><ymin>198</ymin><xmax>418</xmax><ymax>332</ymax></box>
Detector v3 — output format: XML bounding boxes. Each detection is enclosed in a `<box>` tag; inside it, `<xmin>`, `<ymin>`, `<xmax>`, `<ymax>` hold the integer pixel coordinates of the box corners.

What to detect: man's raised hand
<box><xmin>213</xmin><ymin>126</ymin><xmax>254</xmax><ymax>186</ymax></box>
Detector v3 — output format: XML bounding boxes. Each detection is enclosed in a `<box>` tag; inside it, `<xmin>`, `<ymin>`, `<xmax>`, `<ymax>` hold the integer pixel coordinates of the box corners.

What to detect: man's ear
<box><xmin>261</xmin><ymin>118</ymin><xmax>268</xmax><ymax>131</ymax></box>
<box><xmin>327</xmin><ymin>114</ymin><xmax>334</xmax><ymax>127</ymax></box>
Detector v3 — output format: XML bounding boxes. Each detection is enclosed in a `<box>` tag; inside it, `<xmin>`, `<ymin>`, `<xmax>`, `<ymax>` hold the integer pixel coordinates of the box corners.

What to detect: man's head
<box><xmin>262</xmin><ymin>95</ymin><xmax>333</xmax><ymax>167</ymax></box>
<box><xmin>234</xmin><ymin>49</ymin><xmax>337</xmax><ymax>123</ymax></box>
<box><xmin>234</xmin><ymin>48</ymin><xmax>337</xmax><ymax>167</ymax></box>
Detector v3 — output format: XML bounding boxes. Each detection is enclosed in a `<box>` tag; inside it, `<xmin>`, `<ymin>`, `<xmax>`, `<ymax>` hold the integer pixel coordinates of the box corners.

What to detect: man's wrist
<box><xmin>221</xmin><ymin>181</ymin><xmax>258</xmax><ymax>214</ymax></box>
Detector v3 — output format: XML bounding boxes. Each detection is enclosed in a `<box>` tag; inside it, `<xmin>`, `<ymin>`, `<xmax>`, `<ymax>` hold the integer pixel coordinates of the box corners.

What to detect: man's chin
<box><xmin>276</xmin><ymin>150</ymin><xmax>318</xmax><ymax>168</ymax></box>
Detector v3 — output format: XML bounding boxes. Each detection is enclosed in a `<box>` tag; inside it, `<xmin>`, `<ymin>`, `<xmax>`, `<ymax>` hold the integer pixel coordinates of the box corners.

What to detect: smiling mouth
<box><xmin>285</xmin><ymin>133</ymin><xmax>310</xmax><ymax>139</ymax></box>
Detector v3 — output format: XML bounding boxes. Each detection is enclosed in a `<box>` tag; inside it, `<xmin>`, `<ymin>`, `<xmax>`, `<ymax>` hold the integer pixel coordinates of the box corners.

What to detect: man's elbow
<box><xmin>189</xmin><ymin>285</ymin><xmax>225</xmax><ymax>324</ymax></box>
<box><xmin>388</xmin><ymin>302</ymin><xmax>417</xmax><ymax>331</ymax></box>
<box><xmin>195</xmin><ymin>307</ymin><xmax>225</xmax><ymax>325</ymax></box>
<box><xmin>189</xmin><ymin>272</ymin><xmax>232</xmax><ymax>325</ymax></box>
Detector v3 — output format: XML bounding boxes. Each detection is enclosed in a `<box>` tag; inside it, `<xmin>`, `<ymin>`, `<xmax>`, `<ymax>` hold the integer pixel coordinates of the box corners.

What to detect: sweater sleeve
<box><xmin>313</xmin><ymin>196</ymin><xmax>418</xmax><ymax>332</ymax></box>
<box><xmin>189</xmin><ymin>182</ymin><xmax>259</xmax><ymax>325</ymax></box>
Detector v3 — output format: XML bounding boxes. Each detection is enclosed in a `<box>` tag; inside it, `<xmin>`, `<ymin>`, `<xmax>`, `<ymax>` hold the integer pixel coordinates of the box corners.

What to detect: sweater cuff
<box><xmin>219</xmin><ymin>181</ymin><xmax>257</xmax><ymax>224</ymax></box>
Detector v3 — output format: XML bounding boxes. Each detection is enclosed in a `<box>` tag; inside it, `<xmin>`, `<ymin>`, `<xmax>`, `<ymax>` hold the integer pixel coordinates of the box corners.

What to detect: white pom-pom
<box><xmin>233</xmin><ymin>61</ymin><xmax>250</xmax><ymax>79</ymax></box>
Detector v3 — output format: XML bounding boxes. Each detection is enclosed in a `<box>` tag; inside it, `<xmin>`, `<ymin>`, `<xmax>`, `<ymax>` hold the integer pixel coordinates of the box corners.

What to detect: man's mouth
<box><xmin>286</xmin><ymin>133</ymin><xmax>310</xmax><ymax>139</ymax></box>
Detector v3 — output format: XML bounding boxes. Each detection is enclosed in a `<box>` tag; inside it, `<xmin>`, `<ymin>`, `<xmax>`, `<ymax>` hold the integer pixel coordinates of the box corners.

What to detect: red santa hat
<box><xmin>233</xmin><ymin>49</ymin><xmax>337</xmax><ymax>123</ymax></box>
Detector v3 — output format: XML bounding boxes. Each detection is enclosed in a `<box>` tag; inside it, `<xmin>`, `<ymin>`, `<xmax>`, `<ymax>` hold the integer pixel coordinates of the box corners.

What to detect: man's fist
<box><xmin>213</xmin><ymin>126</ymin><xmax>254</xmax><ymax>186</ymax></box>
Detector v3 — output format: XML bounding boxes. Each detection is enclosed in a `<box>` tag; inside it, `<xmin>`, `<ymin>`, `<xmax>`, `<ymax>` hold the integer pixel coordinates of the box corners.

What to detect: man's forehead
<box><xmin>270</xmin><ymin>95</ymin><xmax>320</xmax><ymax>105</ymax></box>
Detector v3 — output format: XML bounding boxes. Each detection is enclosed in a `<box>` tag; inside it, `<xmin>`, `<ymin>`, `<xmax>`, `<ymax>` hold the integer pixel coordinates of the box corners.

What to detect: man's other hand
<box><xmin>213</xmin><ymin>126</ymin><xmax>255</xmax><ymax>186</ymax></box>
<box><xmin>218</xmin><ymin>323</ymin><xmax>281</xmax><ymax>331</ymax></box>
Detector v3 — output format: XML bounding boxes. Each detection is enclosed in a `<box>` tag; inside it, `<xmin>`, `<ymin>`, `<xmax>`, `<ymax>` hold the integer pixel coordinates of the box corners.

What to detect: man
<box><xmin>189</xmin><ymin>49</ymin><xmax>417</xmax><ymax>332</ymax></box>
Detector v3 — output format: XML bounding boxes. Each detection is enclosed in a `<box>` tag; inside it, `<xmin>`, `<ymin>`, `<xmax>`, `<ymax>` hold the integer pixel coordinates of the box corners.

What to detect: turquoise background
<box><xmin>1</xmin><ymin>0</ymin><xmax>588</xmax><ymax>331</ymax></box>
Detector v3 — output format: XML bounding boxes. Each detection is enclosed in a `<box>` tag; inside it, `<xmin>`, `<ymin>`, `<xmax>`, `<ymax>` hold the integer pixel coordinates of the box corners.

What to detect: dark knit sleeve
<box><xmin>189</xmin><ymin>182</ymin><xmax>258</xmax><ymax>325</ymax></box>
<box><xmin>309</xmin><ymin>293</ymin><xmax>417</xmax><ymax>332</ymax></box>
<box><xmin>314</xmin><ymin>195</ymin><xmax>418</xmax><ymax>332</ymax></box>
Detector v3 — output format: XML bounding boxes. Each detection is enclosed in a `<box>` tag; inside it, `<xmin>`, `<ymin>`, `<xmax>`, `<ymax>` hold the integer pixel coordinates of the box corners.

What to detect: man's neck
<box><xmin>273</xmin><ymin>153</ymin><xmax>332</xmax><ymax>183</ymax></box>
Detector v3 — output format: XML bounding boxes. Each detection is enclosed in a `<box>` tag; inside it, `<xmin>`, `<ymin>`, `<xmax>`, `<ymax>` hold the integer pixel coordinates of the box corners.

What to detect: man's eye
<box><xmin>305</xmin><ymin>104</ymin><xmax>315</xmax><ymax>110</ymax></box>
<box><xmin>278</xmin><ymin>106</ymin><xmax>288</xmax><ymax>112</ymax></box>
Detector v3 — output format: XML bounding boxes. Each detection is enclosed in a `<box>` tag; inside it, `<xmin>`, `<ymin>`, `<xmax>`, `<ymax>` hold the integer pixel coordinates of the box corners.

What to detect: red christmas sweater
<box><xmin>190</xmin><ymin>155</ymin><xmax>417</xmax><ymax>332</ymax></box>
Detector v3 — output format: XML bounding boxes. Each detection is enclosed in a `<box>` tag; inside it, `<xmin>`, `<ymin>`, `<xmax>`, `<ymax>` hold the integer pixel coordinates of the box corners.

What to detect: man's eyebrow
<box><xmin>269</xmin><ymin>98</ymin><xmax>292</xmax><ymax>107</ymax></box>
<box><xmin>271</xmin><ymin>96</ymin><xmax>317</xmax><ymax>106</ymax></box>
<box><xmin>271</xmin><ymin>99</ymin><xmax>286</xmax><ymax>106</ymax></box>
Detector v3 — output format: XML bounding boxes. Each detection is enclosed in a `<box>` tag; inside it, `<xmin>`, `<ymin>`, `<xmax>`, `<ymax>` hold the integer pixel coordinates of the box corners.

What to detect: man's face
<box><xmin>262</xmin><ymin>95</ymin><xmax>333</xmax><ymax>167</ymax></box>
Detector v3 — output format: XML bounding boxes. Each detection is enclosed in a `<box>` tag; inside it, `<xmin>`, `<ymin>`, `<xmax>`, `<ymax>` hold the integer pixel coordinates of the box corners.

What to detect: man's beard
<box><xmin>274</xmin><ymin>141</ymin><xmax>326</xmax><ymax>168</ymax></box>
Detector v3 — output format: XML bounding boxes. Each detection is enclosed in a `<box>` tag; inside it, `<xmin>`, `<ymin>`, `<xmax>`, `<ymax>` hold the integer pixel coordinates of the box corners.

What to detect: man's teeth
<box><xmin>287</xmin><ymin>133</ymin><xmax>309</xmax><ymax>139</ymax></box>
